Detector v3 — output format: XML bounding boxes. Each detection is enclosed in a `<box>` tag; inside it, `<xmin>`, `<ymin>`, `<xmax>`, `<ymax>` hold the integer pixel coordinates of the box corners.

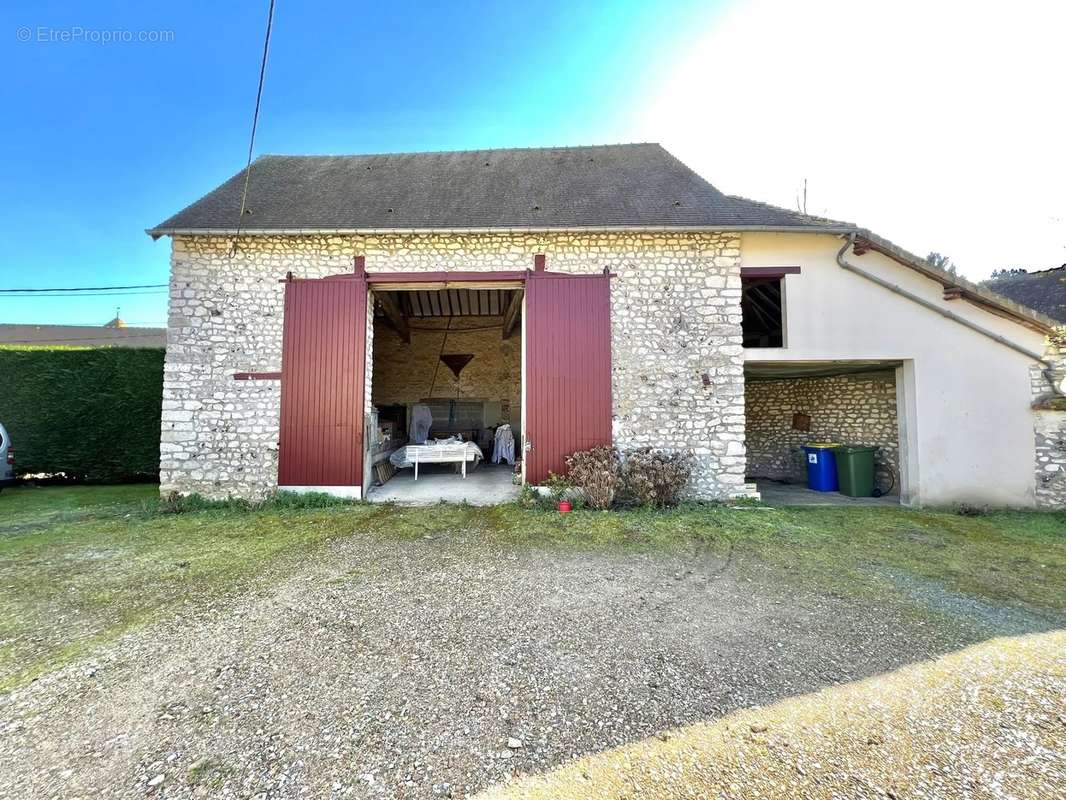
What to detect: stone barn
<box><xmin>148</xmin><ymin>144</ymin><xmax>1065</xmax><ymax>508</ymax></box>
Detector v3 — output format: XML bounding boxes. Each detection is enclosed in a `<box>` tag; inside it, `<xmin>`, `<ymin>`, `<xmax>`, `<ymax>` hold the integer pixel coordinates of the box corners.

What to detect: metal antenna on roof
<box><xmin>229</xmin><ymin>0</ymin><xmax>276</xmax><ymax>258</ymax></box>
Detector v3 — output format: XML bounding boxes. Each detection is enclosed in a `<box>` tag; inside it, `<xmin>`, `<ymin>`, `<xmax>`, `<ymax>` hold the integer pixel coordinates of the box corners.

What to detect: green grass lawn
<box><xmin>1</xmin><ymin>484</ymin><xmax>1064</xmax><ymax>691</ymax></box>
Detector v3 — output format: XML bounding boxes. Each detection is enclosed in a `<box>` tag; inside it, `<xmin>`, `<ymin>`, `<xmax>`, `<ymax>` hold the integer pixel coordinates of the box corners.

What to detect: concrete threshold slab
<box><xmin>367</xmin><ymin>463</ymin><xmax>520</xmax><ymax>506</ymax></box>
<box><xmin>755</xmin><ymin>479</ymin><xmax>899</xmax><ymax>507</ymax></box>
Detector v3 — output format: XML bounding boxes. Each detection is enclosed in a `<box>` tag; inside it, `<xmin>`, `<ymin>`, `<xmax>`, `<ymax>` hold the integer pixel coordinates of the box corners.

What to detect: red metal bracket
<box><xmin>740</xmin><ymin>266</ymin><xmax>802</xmax><ymax>278</ymax></box>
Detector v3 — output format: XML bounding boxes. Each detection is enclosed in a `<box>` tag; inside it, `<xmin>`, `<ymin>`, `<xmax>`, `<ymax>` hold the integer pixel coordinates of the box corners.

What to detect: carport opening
<box><xmin>744</xmin><ymin>362</ymin><xmax>903</xmax><ymax>503</ymax></box>
<box><xmin>366</xmin><ymin>286</ymin><xmax>522</xmax><ymax>503</ymax></box>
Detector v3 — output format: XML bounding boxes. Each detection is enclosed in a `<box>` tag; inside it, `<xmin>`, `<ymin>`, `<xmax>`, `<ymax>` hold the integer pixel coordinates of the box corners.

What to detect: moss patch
<box><xmin>0</xmin><ymin>485</ymin><xmax>383</xmax><ymax>689</ymax></box>
<box><xmin>1</xmin><ymin>486</ymin><xmax>1064</xmax><ymax>691</ymax></box>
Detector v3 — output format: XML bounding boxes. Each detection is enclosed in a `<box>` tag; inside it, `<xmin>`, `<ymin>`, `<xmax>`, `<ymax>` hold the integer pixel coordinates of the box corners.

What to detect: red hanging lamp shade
<box><xmin>439</xmin><ymin>354</ymin><xmax>474</xmax><ymax>378</ymax></box>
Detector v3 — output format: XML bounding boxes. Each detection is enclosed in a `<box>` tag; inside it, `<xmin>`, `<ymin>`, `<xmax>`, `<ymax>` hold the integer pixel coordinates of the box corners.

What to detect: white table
<box><xmin>390</xmin><ymin>442</ymin><xmax>483</xmax><ymax>480</ymax></box>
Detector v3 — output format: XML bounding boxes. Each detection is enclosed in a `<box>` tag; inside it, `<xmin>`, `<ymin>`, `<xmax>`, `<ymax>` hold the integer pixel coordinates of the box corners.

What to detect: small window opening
<box><xmin>742</xmin><ymin>276</ymin><xmax>784</xmax><ymax>347</ymax></box>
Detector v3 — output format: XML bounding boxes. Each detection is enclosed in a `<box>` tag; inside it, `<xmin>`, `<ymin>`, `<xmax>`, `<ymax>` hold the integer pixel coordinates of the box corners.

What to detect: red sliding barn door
<box><xmin>278</xmin><ymin>276</ymin><xmax>367</xmax><ymax>490</ymax></box>
<box><xmin>524</xmin><ymin>271</ymin><xmax>613</xmax><ymax>484</ymax></box>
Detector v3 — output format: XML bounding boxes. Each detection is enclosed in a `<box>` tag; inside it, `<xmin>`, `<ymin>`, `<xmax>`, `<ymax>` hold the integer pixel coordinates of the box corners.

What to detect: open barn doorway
<box><xmin>744</xmin><ymin>360</ymin><xmax>907</xmax><ymax>505</ymax></box>
<box><xmin>365</xmin><ymin>283</ymin><xmax>523</xmax><ymax>504</ymax></box>
<box><xmin>276</xmin><ymin>262</ymin><xmax>614</xmax><ymax>501</ymax></box>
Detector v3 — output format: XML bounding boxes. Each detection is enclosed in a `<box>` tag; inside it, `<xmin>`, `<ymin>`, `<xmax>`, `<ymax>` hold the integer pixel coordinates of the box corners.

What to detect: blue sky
<box><xmin>2</xmin><ymin>0</ymin><xmax>721</xmax><ymax>326</ymax></box>
<box><xmin>4</xmin><ymin>1</ymin><xmax>1064</xmax><ymax>326</ymax></box>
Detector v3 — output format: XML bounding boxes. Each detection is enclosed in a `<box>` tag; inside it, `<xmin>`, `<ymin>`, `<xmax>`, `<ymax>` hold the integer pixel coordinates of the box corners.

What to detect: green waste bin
<box><xmin>835</xmin><ymin>446</ymin><xmax>877</xmax><ymax>497</ymax></box>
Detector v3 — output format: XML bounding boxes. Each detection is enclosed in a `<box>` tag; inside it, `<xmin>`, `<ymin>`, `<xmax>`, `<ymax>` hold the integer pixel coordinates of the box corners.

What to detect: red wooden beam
<box><xmin>740</xmin><ymin>266</ymin><xmax>802</xmax><ymax>278</ymax></box>
<box><xmin>366</xmin><ymin>271</ymin><xmax>528</xmax><ymax>284</ymax></box>
<box><xmin>283</xmin><ymin>268</ymin><xmax>610</xmax><ymax>286</ymax></box>
<box><xmin>534</xmin><ymin>253</ymin><xmax>546</xmax><ymax>272</ymax></box>
<box><xmin>234</xmin><ymin>371</ymin><xmax>282</xmax><ymax>381</ymax></box>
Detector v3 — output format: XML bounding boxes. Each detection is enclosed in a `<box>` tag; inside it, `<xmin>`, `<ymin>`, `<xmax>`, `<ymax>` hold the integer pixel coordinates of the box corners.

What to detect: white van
<box><xmin>0</xmin><ymin>422</ymin><xmax>14</xmax><ymax>490</ymax></box>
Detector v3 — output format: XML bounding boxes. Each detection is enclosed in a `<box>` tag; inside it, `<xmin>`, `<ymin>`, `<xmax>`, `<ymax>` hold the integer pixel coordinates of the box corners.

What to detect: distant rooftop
<box><xmin>986</xmin><ymin>267</ymin><xmax>1066</xmax><ymax>324</ymax></box>
<box><xmin>0</xmin><ymin>324</ymin><xmax>166</xmax><ymax>348</ymax></box>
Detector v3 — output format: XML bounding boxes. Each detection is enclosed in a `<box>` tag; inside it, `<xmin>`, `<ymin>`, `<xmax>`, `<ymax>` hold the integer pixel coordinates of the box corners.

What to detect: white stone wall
<box><xmin>744</xmin><ymin>371</ymin><xmax>900</xmax><ymax>493</ymax></box>
<box><xmin>1032</xmin><ymin>334</ymin><xmax>1066</xmax><ymax>509</ymax></box>
<box><xmin>161</xmin><ymin>232</ymin><xmax>751</xmax><ymax>500</ymax></box>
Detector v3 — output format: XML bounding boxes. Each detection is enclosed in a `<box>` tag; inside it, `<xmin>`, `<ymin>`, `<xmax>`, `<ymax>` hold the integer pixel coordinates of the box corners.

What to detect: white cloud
<box><xmin>634</xmin><ymin>0</ymin><xmax>1066</xmax><ymax>278</ymax></box>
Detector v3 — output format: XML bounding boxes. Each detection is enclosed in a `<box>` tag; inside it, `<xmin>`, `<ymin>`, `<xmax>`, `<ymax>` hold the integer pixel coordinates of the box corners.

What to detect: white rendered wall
<box><xmin>741</xmin><ymin>232</ymin><xmax>1047</xmax><ymax>507</ymax></box>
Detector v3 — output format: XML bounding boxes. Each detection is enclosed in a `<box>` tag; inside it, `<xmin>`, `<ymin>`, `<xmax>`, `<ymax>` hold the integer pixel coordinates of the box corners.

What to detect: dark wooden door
<box><xmin>524</xmin><ymin>271</ymin><xmax>613</xmax><ymax>484</ymax></box>
<box><xmin>277</xmin><ymin>275</ymin><xmax>367</xmax><ymax>489</ymax></box>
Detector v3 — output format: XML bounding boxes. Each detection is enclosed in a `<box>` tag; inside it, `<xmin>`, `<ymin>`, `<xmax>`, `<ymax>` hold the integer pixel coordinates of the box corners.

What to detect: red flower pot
<box><xmin>558</xmin><ymin>500</ymin><xmax>572</xmax><ymax>513</ymax></box>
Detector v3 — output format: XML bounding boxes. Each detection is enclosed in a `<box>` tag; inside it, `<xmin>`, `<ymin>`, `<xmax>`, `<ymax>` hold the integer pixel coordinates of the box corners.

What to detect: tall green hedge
<box><xmin>0</xmin><ymin>346</ymin><xmax>164</xmax><ymax>482</ymax></box>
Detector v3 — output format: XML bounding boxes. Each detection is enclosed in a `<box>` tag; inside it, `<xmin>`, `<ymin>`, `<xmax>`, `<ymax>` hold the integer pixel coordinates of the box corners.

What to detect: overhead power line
<box><xmin>0</xmin><ymin>284</ymin><xmax>167</xmax><ymax>293</ymax></box>
<box><xmin>0</xmin><ymin>290</ymin><xmax>168</xmax><ymax>299</ymax></box>
<box><xmin>231</xmin><ymin>0</ymin><xmax>276</xmax><ymax>256</ymax></box>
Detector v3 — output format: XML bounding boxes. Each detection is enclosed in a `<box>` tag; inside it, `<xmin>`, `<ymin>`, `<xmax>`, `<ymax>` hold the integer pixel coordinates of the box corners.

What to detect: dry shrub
<box><xmin>623</xmin><ymin>448</ymin><xmax>693</xmax><ymax>508</ymax></box>
<box><xmin>565</xmin><ymin>447</ymin><xmax>622</xmax><ymax>510</ymax></box>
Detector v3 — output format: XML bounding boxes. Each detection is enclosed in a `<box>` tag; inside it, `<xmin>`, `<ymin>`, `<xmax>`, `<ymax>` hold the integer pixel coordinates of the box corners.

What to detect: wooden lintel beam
<box><xmin>740</xmin><ymin>266</ymin><xmax>801</xmax><ymax>278</ymax></box>
<box><xmin>502</xmin><ymin>289</ymin><xmax>524</xmax><ymax>339</ymax></box>
<box><xmin>377</xmin><ymin>291</ymin><xmax>410</xmax><ymax>343</ymax></box>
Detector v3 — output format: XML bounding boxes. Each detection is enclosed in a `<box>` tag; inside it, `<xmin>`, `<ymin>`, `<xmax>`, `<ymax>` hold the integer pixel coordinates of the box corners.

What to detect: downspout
<box><xmin>836</xmin><ymin>233</ymin><xmax>1064</xmax><ymax>395</ymax></box>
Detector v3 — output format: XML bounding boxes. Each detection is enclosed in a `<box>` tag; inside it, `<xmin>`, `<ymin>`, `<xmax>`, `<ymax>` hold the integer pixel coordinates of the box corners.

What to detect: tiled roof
<box><xmin>149</xmin><ymin>144</ymin><xmax>853</xmax><ymax>234</ymax></box>
<box><xmin>147</xmin><ymin>142</ymin><xmax>1055</xmax><ymax>333</ymax></box>
<box><xmin>0</xmin><ymin>324</ymin><xmax>166</xmax><ymax>347</ymax></box>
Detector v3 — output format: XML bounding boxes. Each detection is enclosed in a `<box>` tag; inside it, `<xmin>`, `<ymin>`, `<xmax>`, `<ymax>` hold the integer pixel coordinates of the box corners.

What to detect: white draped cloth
<box><xmin>492</xmin><ymin>424</ymin><xmax>515</xmax><ymax>465</ymax></box>
<box><xmin>409</xmin><ymin>403</ymin><xmax>433</xmax><ymax>444</ymax></box>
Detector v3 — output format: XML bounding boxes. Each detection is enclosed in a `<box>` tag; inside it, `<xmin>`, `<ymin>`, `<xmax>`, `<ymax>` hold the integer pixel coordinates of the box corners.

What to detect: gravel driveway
<box><xmin>0</xmin><ymin>528</ymin><xmax>1052</xmax><ymax>799</ymax></box>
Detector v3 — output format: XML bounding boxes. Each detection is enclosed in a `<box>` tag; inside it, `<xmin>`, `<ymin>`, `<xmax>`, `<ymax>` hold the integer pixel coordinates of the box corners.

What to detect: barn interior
<box><xmin>365</xmin><ymin>285</ymin><xmax>523</xmax><ymax>503</ymax></box>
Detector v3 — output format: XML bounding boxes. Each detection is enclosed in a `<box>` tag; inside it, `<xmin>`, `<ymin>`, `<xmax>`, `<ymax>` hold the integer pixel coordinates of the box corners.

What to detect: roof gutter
<box><xmin>144</xmin><ymin>221</ymin><xmax>1054</xmax><ymax>332</ymax></box>
<box><xmin>145</xmin><ymin>223</ymin><xmax>857</xmax><ymax>239</ymax></box>
<box><xmin>836</xmin><ymin>233</ymin><xmax>1064</xmax><ymax>397</ymax></box>
<box><xmin>847</xmin><ymin>231</ymin><xmax>1057</xmax><ymax>333</ymax></box>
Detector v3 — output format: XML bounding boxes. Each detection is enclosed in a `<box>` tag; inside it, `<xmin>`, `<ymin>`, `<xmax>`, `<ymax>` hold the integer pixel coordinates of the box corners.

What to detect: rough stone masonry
<box><xmin>1032</xmin><ymin>334</ymin><xmax>1066</xmax><ymax>509</ymax></box>
<box><xmin>160</xmin><ymin>232</ymin><xmax>753</xmax><ymax>500</ymax></box>
<box><xmin>745</xmin><ymin>371</ymin><xmax>900</xmax><ymax>494</ymax></box>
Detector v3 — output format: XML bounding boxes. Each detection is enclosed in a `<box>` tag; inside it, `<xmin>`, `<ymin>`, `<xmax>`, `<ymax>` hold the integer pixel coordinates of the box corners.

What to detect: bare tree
<box><xmin>926</xmin><ymin>252</ymin><xmax>957</xmax><ymax>275</ymax></box>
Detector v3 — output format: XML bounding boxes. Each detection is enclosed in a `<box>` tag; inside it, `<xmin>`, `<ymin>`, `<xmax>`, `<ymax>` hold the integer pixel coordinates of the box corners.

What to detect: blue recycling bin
<box><xmin>803</xmin><ymin>443</ymin><xmax>840</xmax><ymax>492</ymax></box>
